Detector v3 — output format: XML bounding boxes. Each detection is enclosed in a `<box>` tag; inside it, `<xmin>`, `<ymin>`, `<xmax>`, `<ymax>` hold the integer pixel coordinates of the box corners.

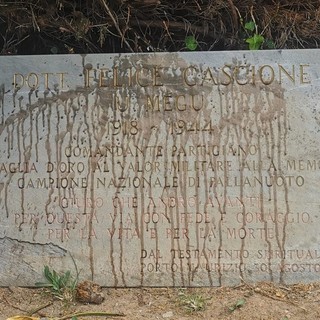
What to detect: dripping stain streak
<box><xmin>0</xmin><ymin>54</ymin><xmax>296</xmax><ymax>287</ymax></box>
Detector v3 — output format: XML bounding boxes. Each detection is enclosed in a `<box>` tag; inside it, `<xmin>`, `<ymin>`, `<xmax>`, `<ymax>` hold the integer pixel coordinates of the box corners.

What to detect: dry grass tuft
<box><xmin>0</xmin><ymin>0</ymin><xmax>319</xmax><ymax>54</ymax></box>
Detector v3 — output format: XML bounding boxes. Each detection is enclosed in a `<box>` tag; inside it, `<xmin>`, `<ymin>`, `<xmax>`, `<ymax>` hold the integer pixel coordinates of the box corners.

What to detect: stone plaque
<box><xmin>0</xmin><ymin>51</ymin><xmax>320</xmax><ymax>287</ymax></box>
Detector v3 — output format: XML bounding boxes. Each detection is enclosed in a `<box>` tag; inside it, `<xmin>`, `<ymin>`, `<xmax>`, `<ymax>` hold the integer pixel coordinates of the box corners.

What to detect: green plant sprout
<box><xmin>35</xmin><ymin>266</ymin><xmax>78</xmax><ymax>303</ymax></box>
<box><xmin>235</xmin><ymin>7</ymin><xmax>275</xmax><ymax>50</ymax></box>
<box><xmin>185</xmin><ymin>35</ymin><xmax>198</xmax><ymax>51</ymax></box>
<box><xmin>228</xmin><ymin>298</ymin><xmax>246</xmax><ymax>312</ymax></box>
<box><xmin>244</xmin><ymin>20</ymin><xmax>264</xmax><ymax>50</ymax></box>
<box><xmin>178</xmin><ymin>289</ymin><xmax>209</xmax><ymax>312</ymax></box>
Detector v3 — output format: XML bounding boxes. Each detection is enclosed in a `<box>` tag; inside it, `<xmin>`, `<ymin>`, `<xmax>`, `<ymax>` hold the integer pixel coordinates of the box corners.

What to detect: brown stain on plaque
<box><xmin>0</xmin><ymin>53</ymin><xmax>292</xmax><ymax>287</ymax></box>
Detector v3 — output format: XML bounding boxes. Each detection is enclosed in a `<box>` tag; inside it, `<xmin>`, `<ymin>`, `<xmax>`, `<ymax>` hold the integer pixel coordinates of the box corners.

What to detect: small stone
<box><xmin>162</xmin><ymin>311</ymin><xmax>174</xmax><ymax>318</ymax></box>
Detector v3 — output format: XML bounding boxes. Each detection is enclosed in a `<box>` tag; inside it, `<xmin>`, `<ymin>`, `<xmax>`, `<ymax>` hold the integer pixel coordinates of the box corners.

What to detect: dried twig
<box><xmin>58</xmin><ymin>311</ymin><xmax>125</xmax><ymax>319</ymax></box>
<box><xmin>99</xmin><ymin>0</ymin><xmax>134</xmax><ymax>52</ymax></box>
<box><xmin>28</xmin><ymin>302</ymin><xmax>53</xmax><ymax>317</ymax></box>
<box><xmin>3</xmin><ymin>295</ymin><xmax>29</xmax><ymax>313</ymax></box>
<box><xmin>239</xmin><ymin>277</ymin><xmax>307</xmax><ymax>313</ymax></box>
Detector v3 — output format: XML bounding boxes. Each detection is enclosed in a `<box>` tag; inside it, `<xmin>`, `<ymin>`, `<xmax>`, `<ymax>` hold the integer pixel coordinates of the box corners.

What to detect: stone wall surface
<box><xmin>0</xmin><ymin>50</ymin><xmax>319</xmax><ymax>286</ymax></box>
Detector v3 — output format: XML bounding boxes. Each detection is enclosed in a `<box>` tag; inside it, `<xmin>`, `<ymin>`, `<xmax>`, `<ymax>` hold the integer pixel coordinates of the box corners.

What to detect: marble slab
<box><xmin>0</xmin><ymin>50</ymin><xmax>320</xmax><ymax>286</ymax></box>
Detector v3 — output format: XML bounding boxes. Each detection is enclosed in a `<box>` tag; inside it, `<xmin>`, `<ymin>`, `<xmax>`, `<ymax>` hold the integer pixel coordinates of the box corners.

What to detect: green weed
<box><xmin>242</xmin><ymin>20</ymin><xmax>275</xmax><ymax>50</ymax></box>
<box><xmin>235</xmin><ymin>7</ymin><xmax>275</xmax><ymax>50</ymax></box>
<box><xmin>178</xmin><ymin>289</ymin><xmax>209</xmax><ymax>312</ymax></box>
<box><xmin>185</xmin><ymin>35</ymin><xmax>198</xmax><ymax>51</ymax></box>
<box><xmin>228</xmin><ymin>298</ymin><xmax>246</xmax><ymax>312</ymax></box>
<box><xmin>244</xmin><ymin>20</ymin><xmax>264</xmax><ymax>50</ymax></box>
<box><xmin>35</xmin><ymin>265</ymin><xmax>78</xmax><ymax>303</ymax></box>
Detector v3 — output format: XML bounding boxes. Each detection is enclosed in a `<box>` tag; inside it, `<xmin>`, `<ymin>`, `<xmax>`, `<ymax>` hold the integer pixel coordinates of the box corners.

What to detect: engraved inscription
<box><xmin>0</xmin><ymin>52</ymin><xmax>319</xmax><ymax>287</ymax></box>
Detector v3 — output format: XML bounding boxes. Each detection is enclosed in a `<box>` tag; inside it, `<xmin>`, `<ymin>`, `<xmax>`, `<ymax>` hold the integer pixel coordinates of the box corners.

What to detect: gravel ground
<box><xmin>1</xmin><ymin>282</ymin><xmax>320</xmax><ymax>320</ymax></box>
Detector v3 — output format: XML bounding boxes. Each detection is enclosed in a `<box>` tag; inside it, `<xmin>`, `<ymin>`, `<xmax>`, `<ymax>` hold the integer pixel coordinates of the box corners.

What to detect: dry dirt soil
<box><xmin>1</xmin><ymin>282</ymin><xmax>320</xmax><ymax>320</ymax></box>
